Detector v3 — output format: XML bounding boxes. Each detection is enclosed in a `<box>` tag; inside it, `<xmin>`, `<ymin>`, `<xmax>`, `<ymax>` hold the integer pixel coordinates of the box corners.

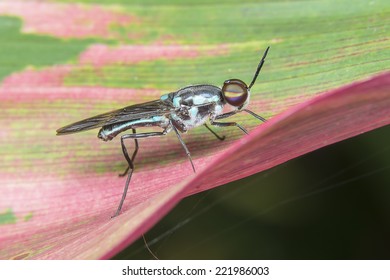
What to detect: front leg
<box><xmin>216</xmin><ymin>109</ymin><xmax>266</xmax><ymax>123</ymax></box>
<box><xmin>210</xmin><ymin>119</ymin><xmax>248</xmax><ymax>135</ymax></box>
<box><xmin>204</xmin><ymin>123</ymin><xmax>225</xmax><ymax>141</ymax></box>
<box><xmin>211</xmin><ymin>108</ymin><xmax>266</xmax><ymax>135</ymax></box>
<box><xmin>242</xmin><ymin>109</ymin><xmax>266</xmax><ymax>122</ymax></box>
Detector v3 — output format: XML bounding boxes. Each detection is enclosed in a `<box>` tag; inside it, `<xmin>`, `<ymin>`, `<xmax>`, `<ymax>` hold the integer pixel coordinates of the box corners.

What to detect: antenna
<box><xmin>248</xmin><ymin>46</ymin><xmax>270</xmax><ymax>90</ymax></box>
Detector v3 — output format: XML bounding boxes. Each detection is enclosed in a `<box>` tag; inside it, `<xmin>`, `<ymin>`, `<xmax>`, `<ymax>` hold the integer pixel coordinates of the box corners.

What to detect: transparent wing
<box><xmin>56</xmin><ymin>99</ymin><xmax>173</xmax><ymax>135</ymax></box>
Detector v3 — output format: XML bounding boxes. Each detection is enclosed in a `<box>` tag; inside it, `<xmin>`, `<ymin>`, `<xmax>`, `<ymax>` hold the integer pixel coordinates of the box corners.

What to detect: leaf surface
<box><xmin>0</xmin><ymin>0</ymin><xmax>389</xmax><ymax>259</ymax></box>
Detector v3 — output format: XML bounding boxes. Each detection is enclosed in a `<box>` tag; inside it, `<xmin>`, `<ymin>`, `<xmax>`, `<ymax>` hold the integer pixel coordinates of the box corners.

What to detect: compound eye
<box><xmin>222</xmin><ymin>79</ymin><xmax>248</xmax><ymax>107</ymax></box>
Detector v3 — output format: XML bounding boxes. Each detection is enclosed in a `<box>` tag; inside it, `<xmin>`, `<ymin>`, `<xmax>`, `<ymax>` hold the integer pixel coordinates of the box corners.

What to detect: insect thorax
<box><xmin>168</xmin><ymin>85</ymin><xmax>224</xmax><ymax>132</ymax></box>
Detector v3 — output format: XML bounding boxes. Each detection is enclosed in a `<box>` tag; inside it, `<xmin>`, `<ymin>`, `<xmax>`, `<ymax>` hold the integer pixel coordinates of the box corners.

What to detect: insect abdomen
<box><xmin>98</xmin><ymin>116</ymin><xmax>170</xmax><ymax>141</ymax></box>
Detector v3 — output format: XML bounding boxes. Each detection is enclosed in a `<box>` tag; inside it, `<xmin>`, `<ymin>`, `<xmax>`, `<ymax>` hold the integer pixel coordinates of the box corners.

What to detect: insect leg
<box><xmin>216</xmin><ymin>110</ymin><xmax>266</xmax><ymax>122</ymax></box>
<box><xmin>213</xmin><ymin>109</ymin><xmax>266</xmax><ymax>134</ymax></box>
<box><xmin>171</xmin><ymin>125</ymin><xmax>196</xmax><ymax>173</ymax></box>
<box><xmin>118</xmin><ymin>165</ymin><xmax>130</xmax><ymax>177</ymax></box>
<box><xmin>210</xmin><ymin>120</ymin><xmax>249</xmax><ymax>135</ymax></box>
<box><xmin>215</xmin><ymin>111</ymin><xmax>237</xmax><ymax>120</ymax></box>
<box><xmin>119</xmin><ymin>128</ymin><xmax>139</xmax><ymax>177</ymax></box>
<box><xmin>204</xmin><ymin>123</ymin><xmax>225</xmax><ymax>141</ymax></box>
<box><xmin>242</xmin><ymin>109</ymin><xmax>267</xmax><ymax>122</ymax></box>
<box><xmin>112</xmin><ymin>130</ymin><xmax>168</xmax><ymax>218</ymax></box>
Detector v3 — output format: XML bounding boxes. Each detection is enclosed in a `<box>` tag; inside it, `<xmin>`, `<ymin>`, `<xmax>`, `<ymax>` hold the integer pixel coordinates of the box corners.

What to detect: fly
<box><xmin>57</xmin><ymin>46</ymin><xmax>270</xmax><ymax>217</ymax></box>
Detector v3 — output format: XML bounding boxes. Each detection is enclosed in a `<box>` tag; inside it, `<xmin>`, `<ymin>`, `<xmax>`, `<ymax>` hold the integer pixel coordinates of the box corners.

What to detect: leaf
<box><xmin>0</xmin><ymin>0</ymin><xmax>389</xmax><ymax>259</ymax></box>
<box><xmin>0</xmin><ymin>1</ymin><xmax>135</xmax><ymax>39</ymax></box>
<box><xmin>1</xmin><ymin>72</ymin><xmax>389</xmax><ymax>259</ymax></box>
<box><xmin>101</xmin><ymin>72</ymin><xmax>390</xmax><ymax>259</ymax></box>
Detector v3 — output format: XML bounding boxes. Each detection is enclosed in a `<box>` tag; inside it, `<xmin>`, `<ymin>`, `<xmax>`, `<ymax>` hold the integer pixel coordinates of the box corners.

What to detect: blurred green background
<box><xmin>116</xmin><ymin>125</ymin><xmax>390</xmax><ymax>259</ymax></box>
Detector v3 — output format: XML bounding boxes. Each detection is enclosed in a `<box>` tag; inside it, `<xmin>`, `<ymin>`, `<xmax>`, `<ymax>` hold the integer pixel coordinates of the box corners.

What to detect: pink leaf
<box><xmin>0</xmin><ymin>72</ymin><xmax>388</xmax><ymax>259</ymax></box>
<box><xmin>79</xmin><ymin>44</ymin><xmax>229</xmax><ymax>67</ymax></box>
<box><xmin>0</xmin><ymin>1</ymin><xmax>136</xmax><ymax>39</ymax></box>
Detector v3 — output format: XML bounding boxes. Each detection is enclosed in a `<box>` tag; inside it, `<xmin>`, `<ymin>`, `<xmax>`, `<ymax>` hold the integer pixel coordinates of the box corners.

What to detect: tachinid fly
<box><xmin>57</xmin><ymin>47</ymin><xmax>270</xmax><ymax>217</ymax></box>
